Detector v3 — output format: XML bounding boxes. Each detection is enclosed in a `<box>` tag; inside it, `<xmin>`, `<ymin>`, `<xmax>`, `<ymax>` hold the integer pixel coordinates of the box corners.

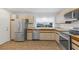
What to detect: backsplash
<box><xmin>55</xmin><ymin>21</ymin><xmax>79</xmax><ymax>30</ymax></box>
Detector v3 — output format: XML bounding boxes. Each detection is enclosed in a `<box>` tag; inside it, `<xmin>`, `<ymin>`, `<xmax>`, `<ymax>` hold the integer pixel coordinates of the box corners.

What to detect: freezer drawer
<box><xmin>15</xmin><ymin>32</ymin><xmax>25</xmax><ymax>41</ymax></box>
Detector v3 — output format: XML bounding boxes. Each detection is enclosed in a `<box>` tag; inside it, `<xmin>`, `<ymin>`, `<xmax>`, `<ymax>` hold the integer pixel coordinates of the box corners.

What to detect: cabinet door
<box><xmin>64</xmin><ymin>12</ymin><xmax>72</xmax><ymax>18</ymax></box>
<box><xmin>27</xmin><ymin>16</ymin><xmax>34</xmax><ymax>29</ymax></box>
<box><xmin>55</xmin><ymin>33</ymin><xmax>59</xmax><ymax>43</ymax></box>
<box><xmin>72</xmin><ymin>43</ymin><xmax>79</xmax><ymax>50</ymax></box>
<box><xmin>27</xmin><ymin>32</ymin><xmax>32</xmax><ymax>40</ymax></box>
<box><xmin>28</xmin><ymin>19</ymin><xmax>34</xmax><ymax>23</ymax></box>
<box><xmin>26</xmin><ymin>16</ymin><xmax>34</xmax><ymax>23</ymax></box>
<box><xmin>28</xmin><ymin>24</ymin><xmax>34</xmax><ymax>29</ymax></box>
<box><xmin>74</xmin><ymin>9</ymin><xmax>79</xmax><ymax>18</ymax></box>
<box><xmin>72</xmin><ymin>39</ymin><xmax>79</xmax><ymax>50</ymax></box>
<box><xmin>40</xmin><ymin>33</ymin><xmax>55</xmax><ymax>40</ymax></box>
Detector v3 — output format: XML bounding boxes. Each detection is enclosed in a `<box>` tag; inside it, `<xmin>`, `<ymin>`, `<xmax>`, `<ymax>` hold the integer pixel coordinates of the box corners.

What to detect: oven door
<box><xmin>59</xmin><ymin>36</ymin><xmax>69</xmax><ymax>50</ymax></box>
<box><xmin>59</xmin><ymin>34</ymin><xmax>72</xmax><ymax>50</ymax></box>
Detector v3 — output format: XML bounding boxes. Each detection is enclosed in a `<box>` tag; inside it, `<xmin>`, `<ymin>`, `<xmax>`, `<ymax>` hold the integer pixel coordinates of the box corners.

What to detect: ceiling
<box><xmin>4</xmin><ymin>8</ymin><xmax>65</xmax><ymax>15</ymax></box>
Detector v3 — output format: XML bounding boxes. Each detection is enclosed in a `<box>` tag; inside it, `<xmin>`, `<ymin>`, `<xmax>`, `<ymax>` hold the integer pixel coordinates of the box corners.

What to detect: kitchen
<box><xmin>0</xmin><ymin>8</ymin><xmax>79</xmax><ymax>50</ymax></box>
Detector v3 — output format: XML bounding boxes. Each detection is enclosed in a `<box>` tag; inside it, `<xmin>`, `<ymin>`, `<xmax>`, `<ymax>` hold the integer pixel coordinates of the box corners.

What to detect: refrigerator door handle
<box><xmin>18</xmin><ymin>22</ymin><xmax>20</xmax><ymax>32</ymax></box>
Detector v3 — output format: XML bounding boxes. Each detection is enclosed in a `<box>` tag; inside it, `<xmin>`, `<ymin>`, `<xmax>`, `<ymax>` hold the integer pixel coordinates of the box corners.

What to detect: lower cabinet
<box><xmin>27</xmin><ymin>32</ymin><xmax>32</xmax><ymax>40</ymax></box>
<box><xmin>27</xmin><ymin>31</ymin><xmax>59</xmax><ymax>41</ymax></box>
<box><xmin>55</xmin><ymin>33</ymin><xmax>59</xmax><ymax>43</ymax></box>
<box><xmin>40</xmin><ymin>33</ymin><xmax>55</xmax><ymax>40</ymax></box>
<box><xmin>72</xmin><ymin>39</ymin><xmax>79</xmax><ymax>50</ymax></box>
<box><xmin>72</xmin><ymin>43</ymin><xmax>79</xmax><ymax>50</ymax></box>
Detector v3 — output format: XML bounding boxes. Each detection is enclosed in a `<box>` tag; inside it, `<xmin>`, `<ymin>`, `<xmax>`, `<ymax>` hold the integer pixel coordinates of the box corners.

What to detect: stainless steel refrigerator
<box><xmin>14</xmin><ymin>19</ymin><xmax>28</xmax><ymax>41</ymax></box>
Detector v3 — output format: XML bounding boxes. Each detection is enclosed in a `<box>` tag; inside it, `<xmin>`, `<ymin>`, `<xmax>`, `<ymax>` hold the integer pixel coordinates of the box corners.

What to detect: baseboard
<box><xmin>10</xmin><ymin>39</ymin><xmax>14</xmax><ymax>41</ymax></box>
<box><xmin>0</xmin><ymin>40</ymin><xmax>10</xmax><ymax>45</ymax></box>
<box><xmin>27</xmin><ymin>39</ymin><xmax>56</xmax><ymax>41</ymax></box>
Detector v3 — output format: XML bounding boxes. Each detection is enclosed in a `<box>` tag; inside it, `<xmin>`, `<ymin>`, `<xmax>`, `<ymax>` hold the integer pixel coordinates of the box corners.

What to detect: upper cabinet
<box><xmin>10</xmin><ymin>14</ymin><xmax>17</xmax><ymax>19</ymax></box>
<box><xmin>64</xmin><ymin>11</ymin><xmax>73</xmax><ymax>18</ymax></box>
<box><xmin>55</xmin><ymin>9</ymin><xmax>76</xmax><ymax>24</ymax></box>
<box><xmin>26</xmin><ymin>16</ymin><xmax>34</xmax><ymax>29</ymax></box>
<box><xmin>64</xmin><ymin>8</ymin><xmax>79</xmax><ymax>19</ymax></box>
<box><xmin>73</xmin><ymin>9</ymin><xmax>79</xmax><ymax>18</ymax></box>
<box><xmin>26</xmin><ymin>16</ymin><xmax>34</xmax><ymax>23</ymax></box>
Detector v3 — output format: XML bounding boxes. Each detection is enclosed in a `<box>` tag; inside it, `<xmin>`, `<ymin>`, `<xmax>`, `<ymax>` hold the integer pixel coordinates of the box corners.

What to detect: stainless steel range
<box><xmin>69</xmin><ymin>27</ymin><xmax>79</xmax><ymax>35</ymax></box>
<box><xmin>59</xmin><ymin>32</ymin><xmax>72</xmax><ymax>50</ymax></box>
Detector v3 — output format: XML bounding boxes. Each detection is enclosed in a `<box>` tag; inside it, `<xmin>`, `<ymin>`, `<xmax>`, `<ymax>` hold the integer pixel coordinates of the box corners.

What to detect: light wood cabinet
<box><xmin>28</xmin><ymin>23</ymin><xmax>34</xmax><ymax>29</ymax></box>
<box><xmin>72</xmin><ymin>39</ymin><xmax>79</xmax><ymax>50</ymax></box>
<box><xmin>72</xmin><ymin>43</ymin><xmax>79</xmax><ymax>50</ymax></box>
<box><xmin>10</xmin><ymin>14</ymin><xmax>16</xmax><ymax>19</ymax></box>
<box><xmin>71</xmin><ymin>36</ymin><xmax>79</xmax><ymax>50</ymax></box>
<box><xmin>26</xmin><ymin>16</ymin><xmax>34</xmax><ymax>29</ymax></box>
<box><xmin>27</xmin><ymin>32</ymin><xmax>56</xmax><ymax>41</ymax></box>
<box><xmin>27</xmin><ymin>32</ymin><xmax>32</xmax><ymax>40</ymax></box>
<box><xmin>25</xmin><ymin>16</ymin><xmax>34</xmax><ymax>23</ymax></box>
<box><xmin>40</xmin><ymin>33</ymin><xmax>55</xmax><ymax>40</ymax></box>
<box><xmin>28</xmin><ymin>17</ymin><xmax>34</xmax><ymax>23</ymax></box>
<box><xmin>27</xmin><ymin>29</ymin><xmax>60</xmax><ymax>41</ymax></box>
<box><xmin>55</xmin><ymin>33</ymin><xmax>59</xmax><ymax>43</ymax></box>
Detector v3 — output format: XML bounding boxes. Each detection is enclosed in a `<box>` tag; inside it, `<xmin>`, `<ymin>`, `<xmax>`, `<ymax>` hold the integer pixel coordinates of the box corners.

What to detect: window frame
<box><xmin>34</xmin><ymin>16</ymin><xmax>55</xmax><ymax>29</ymax></box>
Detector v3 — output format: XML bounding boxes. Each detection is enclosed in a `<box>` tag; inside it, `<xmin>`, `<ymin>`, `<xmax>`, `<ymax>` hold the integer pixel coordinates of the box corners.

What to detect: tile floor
<box><xmin>0</xmin><ymin>40</ymin><xmax>61</xmax><ymax>50</ymax></box>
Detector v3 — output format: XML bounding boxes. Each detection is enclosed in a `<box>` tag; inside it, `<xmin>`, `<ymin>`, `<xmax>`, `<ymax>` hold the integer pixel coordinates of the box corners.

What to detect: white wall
<box><xmin>0</xmin><ymin>9</ymin><xmax>10</xmax><ymax>45</ymax></box>
<box><xmin>10</xmin><ymin>14</ymin><xmax>16</xmax><ymax>40</ymax></box>
<box><xmin>58</xmin><ymin>21</ymin><xmax>79</xmax><ymax>29</ymax></box>
<box><xmin>16</xmin><ymin>13</ymin><xmax>55</xmax><ymax>17</ymax></box>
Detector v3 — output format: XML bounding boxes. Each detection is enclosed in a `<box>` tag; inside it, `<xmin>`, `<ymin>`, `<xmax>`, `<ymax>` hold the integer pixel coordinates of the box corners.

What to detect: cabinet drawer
<box><xmin>55</xmin><ymin>33</ymin><xmax>59</xmax><ymax>43</ymax></box>
<box><xmin>72</xmin><ymin>39</ymin><xmax>79</xmax><ymax>46</ymax></box>
<box><xmin>72</xmin><ymin>43</ymin><xmax>79</xmax><ymax>50</ymax></box>
<box><xmin>72</xmin><ymin>39</ymin><xmax>79</xmax><ymax>50</ymax></box>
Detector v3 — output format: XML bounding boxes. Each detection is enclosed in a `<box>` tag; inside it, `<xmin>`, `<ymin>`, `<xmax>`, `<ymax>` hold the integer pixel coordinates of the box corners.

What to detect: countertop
<box><xmin>27</xmin><ymin>28</ymin><xmax>70</xmax><ymax>33</ymax></box>
<box><xmin>27</xmin><ymin>29</ymin><xmax>56</xmax><ymax>33</ymax></box>
<box><xmin>27</xmin><ymin>28</ymin><xmax>79</xmax><ymax>40</ymax></box>
<box><xmin>27</xmin><ymin>28</ymin><xmax>69</xmax><ymax>31</ymax></box>
<box><xmin>54</xmin><ymin>28</ymin><xmax>79</xmax><ymax>41</ymax></box>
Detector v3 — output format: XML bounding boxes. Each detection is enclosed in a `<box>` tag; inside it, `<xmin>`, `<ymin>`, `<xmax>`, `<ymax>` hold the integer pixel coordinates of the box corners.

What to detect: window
<box><xmin>35</xmin><ymin>17</ymin><xmax>55</xmax><ymax>29</ymax></box>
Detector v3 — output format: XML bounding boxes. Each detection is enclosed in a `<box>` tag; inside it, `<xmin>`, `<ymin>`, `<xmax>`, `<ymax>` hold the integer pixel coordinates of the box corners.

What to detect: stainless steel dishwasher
<box><xmin>32</xmin><ymin>29</ymin><xmax>40</xmax><ymax>40</ymax></box>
